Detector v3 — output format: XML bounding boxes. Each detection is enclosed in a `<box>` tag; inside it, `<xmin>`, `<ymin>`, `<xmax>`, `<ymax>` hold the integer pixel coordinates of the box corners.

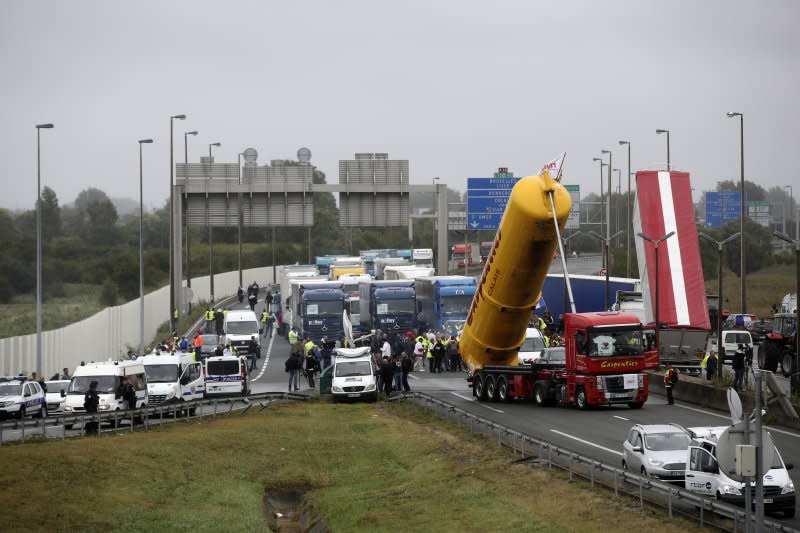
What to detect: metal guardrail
<box><xmin>0</xmin><ymin>391</ymin><xmax>309</xmax><ymax>446</ymax></box>
<box><xmin>401</xmin><ymin>392</ymin><xmax>798</xmax><ymax>533</ymax></box>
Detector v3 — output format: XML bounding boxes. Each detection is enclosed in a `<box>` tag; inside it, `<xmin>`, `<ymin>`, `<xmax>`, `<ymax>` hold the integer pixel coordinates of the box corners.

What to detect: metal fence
<box><xmin>405</xmin><ymin>392</ymin><xmax>798</xmax><ymax>533</ymax></box>
<box><xmin>0</xmin><ymin>266</ymin><xmax>276</xmax><ymax>377</ymax></box>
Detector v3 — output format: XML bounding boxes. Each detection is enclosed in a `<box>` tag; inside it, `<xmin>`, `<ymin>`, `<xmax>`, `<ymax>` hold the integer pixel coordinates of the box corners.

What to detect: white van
<box><xmin>720</xmin><ymin>330</ymin><xmax>753</xmax><ymax>363</ymax></box>
<box><xmin>64</xmin><ymin>361</ymin><xmax>148</xmax><ymax>414</ymax></box>
<box><xmin>223</xmin><ymin>310</ymin><xmax>261</xmax><ymax>358</ymax></box>
<box><xmin>518</xmin><ymin>328</ymin><xmax>547</xmax><ymax>364</ymax></box>
<box><xmin>685</xmin><ymin>426</ymin><xmax>796</xmax><ymax>518</ymax></box>
<box><xmin>330</xmin><ymin>347</ymin><xmax>378</xmax><ymax>402</ymax></box>
<box><xmin>140</xmin><ymin>352</ymin><xmax>204</xmax><ymax>406</ymax></box>
<box><xmin>204</xmin><ymin>355</ymin><xmax>250</xmax><ymax>396</ymax></box>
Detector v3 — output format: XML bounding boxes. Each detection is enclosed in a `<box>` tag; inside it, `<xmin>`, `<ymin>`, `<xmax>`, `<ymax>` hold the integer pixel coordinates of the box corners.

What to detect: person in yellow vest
<box><xmin>204</xmin><ymin>307</ymin><xmax>215</xmax><ymax>334</ymax></box>
<box><xmin>288</xmin><ymin>327</ymin><xmax>300</xmax><ymax>356</ymax></box>
<box><xmin>701</xmin><ymin>352</ymin><xmax>709</xmax><ymax>374</ymax></box>
<box><xmin>304</xmin><ymin>338</ymin><xmax>317</xmax><ymax>357</ymax></box>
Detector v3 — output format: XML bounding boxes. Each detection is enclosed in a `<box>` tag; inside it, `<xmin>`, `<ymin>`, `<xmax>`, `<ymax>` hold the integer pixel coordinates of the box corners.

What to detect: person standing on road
<box><xmin>288</xmin><ymin>326</ymin><xmax>299</xmax><ymax>353</ymax></box>
<box><xmin>285</xmin><ymin>353</ymin><xmax>300</xmax><ymax>392</ymax></box>
<box><xmin>248</xmin><ymin>336</ymin><xmax>260</xmax><ymax>371</ymax></box>
<box><xmin>380</xmin><ymin>356</ymin><xmax>394</xmax><ymax>396</ymax></box>
<box><xmin>432</xmin><ymin>336</ymin><xmax>446</xmax><ymax>373</ymax></box>
<box><xmin>392</xmin><ymin>353</ymin><xmax>403</xmax><ymax>392</ymax></box>
<box><xmin>305</xmin><ymin>348</ymin><xmax>319</xmax><ymax>389</ymax></box>
<box><xmin>400</xmin><ymin>351</ymin><xmax>413</xmax><ymax>391</ymax></box>
<box><xmin>732</xmin><ymin>344</ymin><xmax>745</xmax><ymax>390</ymax></box>
<box><xmin>237</xmin><ymin>286</ymin><xmax>245</xmax><ymax>303</ymax></box>
<box><xmin>214</xmin><ymin>308</ymin><xmax>225</xmax><ymax>336</ymax></box>
<box><xmin>84</xmin><ymin>380</ymin><xmax>100</xmax><ymax>435</ymax></box>
<box><xmin>61</xmin><ymin>367</ymin><xmax>70</xmax><ymax>380</ymax></box>
<box><xmin>706</xmin><ymin>351</ymin><xmax>718</xmax><ymax>381</ymax></box>
<box><xmin>413</xmin><ymin>336</ymin><xmax>425</xmax><ymax>372</ymax></box>
<box><xmin>204</xmin><ymin>307</ymin><xmax>215</xmax><ymax>334</ymax></box>
<box><xmin>380</xmin><ymin>335</ymin><xmax>392</xmax><ymax>360</ymax></box>
<box><xmin>664</xmin><ymin>364</ymin><xmax>677</xmax><ymax>405</ymax></box>
<box><xmin>744</xmin><ymin>343</ymin><xmax>754</xmax><ymax>388</ymax></box>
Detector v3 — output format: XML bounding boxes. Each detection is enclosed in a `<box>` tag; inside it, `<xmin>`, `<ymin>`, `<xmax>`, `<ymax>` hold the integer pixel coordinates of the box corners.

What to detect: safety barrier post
<box><xmin>614</xmin><ymin>471</ymin><xmax>618</xmax><ymax>496</ymax></box>
<box><xmin>568</xmin><ymin>453</ymin><xmax>573</xmax><ymax>481</ymax></box>
<box><xmin>113</xmin><ymin>412</ymin><xmax>119</xmax><ymax>434</ymax></box>
<box><xmin>668</xmin><ymin>488</ymin><xmax>672</xmax><ymax>519</ymax></box>
<box><xmin>699</xmin><ymin>503</ymin><xmax>704</xmax><ymax>528</ymax></box>
<box><xmin>590</xmin><ymin>462</ymin><xmax>595</xmax><ymax>488</ymax></box>
<box><xmin>548</xmin><ymin>445</ymin><xmax>552</xmax><ymax>470</ymax></box>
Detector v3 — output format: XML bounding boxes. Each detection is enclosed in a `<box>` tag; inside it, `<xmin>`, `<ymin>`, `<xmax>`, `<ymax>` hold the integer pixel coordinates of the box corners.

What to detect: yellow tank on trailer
<box><xmin>459</xmin><ymin>172</ymin><xmax>571</xmax><ymax>371</ymax></box>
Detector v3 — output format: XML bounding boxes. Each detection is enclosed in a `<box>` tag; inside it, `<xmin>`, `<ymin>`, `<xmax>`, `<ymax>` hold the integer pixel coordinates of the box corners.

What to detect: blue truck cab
<box><xmin>359</xmin><ymin>280</ymin><xmax>417</xmax><ymax>334</ymax></box>
<box><xmin>315</xmin><ymin>256</ymin><xmax>337</xmax><ymax>276</ymax></box>
<box><xmin>414</xmin><ymin>276</ymin><xmax>477</xmax><ymax>335</ymax></box>
<box><xmin>291</xmin><ymin>280</ymin><xmax>345</xmax><ymax>343</ymax></box>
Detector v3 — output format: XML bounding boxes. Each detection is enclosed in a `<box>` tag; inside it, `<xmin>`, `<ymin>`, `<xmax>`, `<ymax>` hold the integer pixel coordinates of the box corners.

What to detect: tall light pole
<box><xmin>169</xmin><ymin>114</ymin><xmax>186</xmax><ymax>332</ymax></box>
<box><xmin>183</xmin><ymin>131</ymin><xmax>198</xmax><ymax>306</ymax></box>
<box><xmin>601</xmin><ymin>150</ymin><xmax>612</xmax><ymax>274</ymax></box>
<box><xmin>613</xmin><ymin>168</ymin><xmax>622</xmax><ymax>243</ymax></box>
<box><xmin>619</xmin><ymin>140</ymin><xmax>632</xmax><ymax>278</ymax></box>
<box><xmin>592</xmin><ymin>158</ymin><xmax>606</xmax><ymax>267</ymax></box>
<box><xmin>637</xmin><ymin>231</ymin><xmax>675</xmax><ymax>359</ymax></box>
<box><xmin>35</xmin><ymin>123</ymin><xmax>54</xmax><ymax>375</ymax></box>
<box><xmin>727</xmin><ymin>112</ymin><xmax>746</xmax><ymax>313</ymax></box>
<box><xmin>432</xmin><ymin>177</ymin><xmax>440</xmax><ymax>258</ymax></box>
<box><xmin>588</xmin><ymin>230</ymin><xmax>624</xmax><ymax>309</ymax></box>
<box><xmin>208</xmin><ymin>142</ymin><xmax>221</xmax><ymax>302</ymax></box>
<box><xmin>237</xmin><ymin>152</ymin><xmax>244</xmax><ymax>290</ymax></box>
<box><xmin>773</xmin><ymin>231</ymin><xmax>800</xmax><ymax>395</ymax></box>
<box><xmin>656</xmin><ymin>129</ymin><xmax>670</xmax><ymax>171</ymax></box>
<box><xmin>699</xmin><ymin>232</ymin><xmax>741</xmax><ymax>377</ymax></box>
<box><xmin>138</xmin><ymin>138</ymin><xmax>154</xmax><ymax>355</ymax></box>
<box><xmin>785</xmin><ymin>185</ymin><xmax>796</xmax><ymax>240</ymax></box>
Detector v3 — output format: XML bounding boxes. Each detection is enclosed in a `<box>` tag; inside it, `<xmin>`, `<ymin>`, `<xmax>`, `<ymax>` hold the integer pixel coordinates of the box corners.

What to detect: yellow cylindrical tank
<box><xmin>459</xmin><ymin>172</ymin><xmax>571</xmax><ymax>371</ymax></box>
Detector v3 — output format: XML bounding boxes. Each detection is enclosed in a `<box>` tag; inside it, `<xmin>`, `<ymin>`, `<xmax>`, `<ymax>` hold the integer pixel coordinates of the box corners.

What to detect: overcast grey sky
<box><xmin>1</xmin><ymin>0</ymin><xmax>798</xmax><ymax>211</ymax></box>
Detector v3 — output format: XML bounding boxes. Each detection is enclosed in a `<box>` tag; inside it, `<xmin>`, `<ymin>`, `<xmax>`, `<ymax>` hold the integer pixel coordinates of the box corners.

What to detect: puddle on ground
<box><xmin>264</xmin><ymin>488</ymin><xmax>328</xmax><ymax>533</ymax></box>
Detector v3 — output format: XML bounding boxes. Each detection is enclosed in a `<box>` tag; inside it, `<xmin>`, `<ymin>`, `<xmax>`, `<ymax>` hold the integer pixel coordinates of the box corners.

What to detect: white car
<box><xmin>44</xmin><ymin>380</ymin><xmax>71</xmax><ymax>414</ymax></box>
<box><xmin>0</xmin><ymin>378</ymin><xmax>46</xmax><ymax>419</ymax></box>
<box><xmin>330</xmin><ymin>347</ymin><xmax>378</xmax><ymax>402</ymax></box>
<box><xmin>518</xmin><ymin>328</ymin><xmax>546</xmax><ymax>364</ymax></box>
<box><xmin>622</xmin><ymin>423</ymin><xmax>692</xmax><ymax>483</ymax></box>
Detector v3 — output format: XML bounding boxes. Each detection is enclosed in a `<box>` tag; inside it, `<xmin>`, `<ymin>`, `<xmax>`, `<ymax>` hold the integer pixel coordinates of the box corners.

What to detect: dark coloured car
<box><xmin>746</xmin><ymin>319</ymin><xmax>773</xmax><ymax>344</ymax></box>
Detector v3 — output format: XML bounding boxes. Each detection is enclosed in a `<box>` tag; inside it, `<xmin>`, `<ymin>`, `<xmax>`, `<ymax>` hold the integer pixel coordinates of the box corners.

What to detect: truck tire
<box><xmin>576</xmin><ymin>387</ymin><xmax>588</xmax><ymax>410</ymax></box>
<box><xmin>780</xmin><ymin>350</ymin><xmax>793</xmax><ymax>378</ymax></box>
<box><xmin>485</xmin><ymin>375</ymin><xmax>498</xmax><ymax>402</ymax></box>
<box><xmin>763</xmin><ymin>342</ymin><xmax>780</xmax><ymax>373</ymax></box>
<box><xmin>497</xmin><ymin>376</ymin><xmax>512</xmax><ymax>403</ymax></box>
<box><xmin>534</xmin><ymin>383</ymin><xmax>552</xmax><ymax>407</ymax></box>
<box><xmin>474</xmin><ymin>374</ymin><xmax>487</xmax><ymax>401</ymax></box>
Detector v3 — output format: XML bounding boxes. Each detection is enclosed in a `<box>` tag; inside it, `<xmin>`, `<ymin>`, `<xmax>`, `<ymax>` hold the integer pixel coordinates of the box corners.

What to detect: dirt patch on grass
<box><xmin>263</xmin><ymin>485</ymin><xmax>329</xmax><ymax>533</ymax></box>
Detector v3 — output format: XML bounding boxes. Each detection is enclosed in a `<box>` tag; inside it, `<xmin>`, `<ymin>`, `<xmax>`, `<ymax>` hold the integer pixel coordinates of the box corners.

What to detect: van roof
<box><xmin>225</xmin><ymin>310</ymin><xmax>258</xmax><ymax>322</ymax></box>
<box><xmin>139</xmin><ymin>352</ymin><xmax>195</xmax><ymax>365</ymax></box>
<box><xmin>73</xmin><ymin>360</ymin><xmax>145</xmax><ymax>376</ymax></box>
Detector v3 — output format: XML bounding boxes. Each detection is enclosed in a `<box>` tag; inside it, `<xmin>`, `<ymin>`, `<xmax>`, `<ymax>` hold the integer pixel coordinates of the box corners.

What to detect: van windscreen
<box><xmin>68</xmin><ymin>376</ymin><xmax>118</xmax><ymax>394</ymax></box>
<box><xmin>144</xmin><ymin>364</ymin><xmax>179</xmax><ymax>383</ymax></box>
<box><xmin>207</xmin><ymin>360</ymin><xmax>240</xmax><ymax>376</ymax></box>
<box><xmin>227</xmin><ymin>321</ymin><xmax>258</xmax><ymax>335</ymax></box>
<box><xmin>335</xmin><ymin>361</ymin><xmax>372</xmax><ymax>377</ymax></box>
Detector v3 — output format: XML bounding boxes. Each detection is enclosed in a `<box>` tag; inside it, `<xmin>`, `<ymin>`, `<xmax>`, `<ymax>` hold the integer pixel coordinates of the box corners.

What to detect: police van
<box><xmin>63</xmin><ymin>361</ymin><xmax>148</xmax><ymax>414</ymax></box>
<box><xmin>0</xmin><ymin>377</ymin><xmax>46</xmax><ymax>419</ymax></box>
<box><xmin>139</xmin><ymin>352</ymin><xmax>204</xmax><ymax>406</ymax></box>
<box><xmin>330</xmin><ymin>347</ymin><xmax>378</xmax><ymax>402</ymax></box>
<box><xmin>204</xmin><ymin>354</ymin><xmax>250</xmax><ymax>396</ymax></box>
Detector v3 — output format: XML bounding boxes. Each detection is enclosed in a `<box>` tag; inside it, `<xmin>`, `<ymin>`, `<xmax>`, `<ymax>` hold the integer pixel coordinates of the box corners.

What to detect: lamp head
<box><xmin>601</xmin><ymin>149</ymin><xmax>611</xmax><ymax>155</ymax></box>
<box><xmin>138</xmin><ymin>139</ymin><xmax>153</xmax><ymax>144</ymax></box>
<box><xmin>186</xmin><ymin>130</ymin><xmax>198</xmax><ymax>136</ymax></box>
<box><xmin>36</xmin><ymin>123</ymin><xmax>54</xmax><ymax>129</ymax></box>
<box><xmin>172</xmin><ymin>114</ymin><xmax>187</xmax><ymax>120</ymax></box>
<box><xmin>656</xmin><ymin>129</ymin><xmax>668</xmax><ymax>134</ymax></box>
<box><xmin>618</xmin><ymin>140</ymin><xmax>629</xmax><ymax>146</ymax></box>
<box><xmin>592</xmin><ymin>157</ymin><xmax>602</xmax><ymax>162</ymax></box>
<box><xmin>210</xmin><ymin>142</ymin><xmax>221</xmax><ymax>147</ymax></box>
<box><xmin>726</xmin><ymin>112</ymin><xmax>742</xmax><ymax>118</ymax></box>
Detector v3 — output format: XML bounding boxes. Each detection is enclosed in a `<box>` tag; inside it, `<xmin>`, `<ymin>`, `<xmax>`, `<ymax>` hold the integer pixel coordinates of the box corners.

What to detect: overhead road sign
<box><xmin>705</xmin><ymin>191</ymin><xmax>744</xmax><ymax>228</ymax></box>
<box><xmin>565</xmin><ymin>184</ymin><xmax>580</xmax><ymax>230</ymax></box>
<box><xmin>467</xmin><ymin>175</ymin><xmax>519</xmax><ymax>230</ymax></box>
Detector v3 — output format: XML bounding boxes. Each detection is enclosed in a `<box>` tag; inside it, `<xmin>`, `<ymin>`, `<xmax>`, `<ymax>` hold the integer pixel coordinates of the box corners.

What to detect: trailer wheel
<box><xmin>485</xmin><ymin>375</ymin><xmax>498</xmax><ymax>402</ymax></box>
<box><xmin>497</xmin><ymin>376</ymin><xmax>512</xmax><ymax>403</ymax></box>
<box><xmin>576</xmin><ymin>387</ymin><xmax>588</xmax><ymax>410</ymax></box>
<box><xmin>533</xmin><ymin>383</ymin><xmax>548</xmax><ymax>406</ymax></box>
<box><xmin>474</xmin><ymin>374</ymin><xmax>487</xmax><ymax>401</ymax></box>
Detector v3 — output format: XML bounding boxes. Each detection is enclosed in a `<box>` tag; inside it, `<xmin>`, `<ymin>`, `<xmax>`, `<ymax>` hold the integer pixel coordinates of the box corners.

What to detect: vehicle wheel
<box><xmin>533</xmin><ymin>383</ymin><xmax>546</xmax><ymax>406</ymax></box>
<box><xmin>628</xmin><ymin>402</ymin><xmax>644</xmax><ymax>409</ymax></box>
<box><xmin>485</xmin><ymin>375</ymin><xmax>498</xmax><ymax>402</ymax></box>
<box><xmin>780</xmin><ymin>350</ymin><xmax>793</xmax><ymax>378</ymax></box>
<box><xmin>576</xmin><ymin>387</ymin><xmax>588</xmax><ymax>410</ymax></box>
<box><xmin>785</xmin><ymin>508</ymin><xmax>795</xmax><ymax>518</ymax></box>
<box><xmin>497</xmin><ymin>376</ymin><xmax>512</xmax><ymax>403</ymax></box>
<box><xmin>474</xmin><ymin>374</ymin><xmax>486</xmax><ymax>401</ymax></box>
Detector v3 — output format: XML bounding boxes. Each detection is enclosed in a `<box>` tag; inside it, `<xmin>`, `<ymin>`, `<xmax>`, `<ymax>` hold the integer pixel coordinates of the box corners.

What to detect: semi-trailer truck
<box><xmin>277</xmin><ymin>265</ymin><xmax>320</xmax><ymax>335</ymax></box>
<box><xmin>415</xmin><ymin>275</ymin><xmax>477</xmax><ymax>335</ymax></box>
<box><xmin>384</xmin><ymin>265</ymin><xmax>435</xmax><ymax>281</ymax></box>
<box><xmin>373</xmin><ymin>257</ymin><xmax>410</xmax><ymax>280</ymax></box>
<box><xmin>291</xmin><ymin>280</ymin><xmax>345</xmax><ymax>342</ymax></box>
<box><xmin>459</xmin><ymin>171</ymin><xmax>658</xmax><ymax>409</ymax></box>
<box><xmin>479</xmin><ymin>241</ymin><xmax>493</xmax><ymax>264</ymax></box>
<box><xmin>329</xmin><ymin>257</ymin><xmax>366</xmax><ymax>280</ymax></box>
<box><xmin>412</xmin><ymin>248</ymin><xmax>434</xmax><ymax>267</ymax></box>
<box><xmin>359</xmin><ymin>280</ymin><xmax>417</xmax><ymax>334</ymax></box>
<box><xmin>450</xmin><ymin>243</ymin><xmax>479</xmax><ymax>269</ymax></box>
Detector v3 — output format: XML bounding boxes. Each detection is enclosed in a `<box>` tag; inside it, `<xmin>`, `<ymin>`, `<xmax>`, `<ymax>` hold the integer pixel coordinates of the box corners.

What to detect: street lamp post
<box><xmin>785</xmin><ymin>185</ymin><xmax>796</xmax><ymax>240</ymax></box>
<box><xmin>613</xmin><ymin>168</ymin><xmax>622</xmax><ymax>243</ymax></box>
<box><xmin>699</xmin><ymin>232</ymin><xmax>741</xmax><ymax>377</ymax></box>
<box><xmin>637</xmin><ymin>231</ymin><xmax>676</xmax><ymax>360</ymax></box>
<box><xmin>183</xmin><ymin>131</ymin><xmax>198</xmax><ymax>308</ymax></box>
<box><xmin>773</xmin><ymin>231</ymin><xmax>800</xmax><ymax>395</ymax></box>
<box><xmin>601</xmin><ymin>150</ymin><xmax>613</xmax><ymax>274</ymax></box>
<box><xmin>656</xmin><ymin>129</ymin><xmax>670</xmax><ymax>171</ymax></box>
<box><xmin>138</xmin><ymin>139</ymin><xmax>154</xmax><ymax>355</ymax></box>
<box><xmin>727</xmin><ymin>112</ymin><xmax>746</xmax><ymax>313</ymax></box>
<box><xmin>619</xmin><ymin>140</ymin><xmax>632</xmax><ymax>278</ymax></box>
<box><xmin>238</xmin><ymin>152</ymin><xmax>244</xmax><ymax>290</ymax></box>
<box><xmin>169</xmin><ymin>114</ymin><xmax>186</xmax><ymax>331</ymax></box>
<box><xmin>561</xmin><ymin>230</ymin><xmax>582</xmax><ymax>315</ymax></box>
<box><xmin>432</xmin><ymin>177</ymin><xmax>440</xmax><ymax>258</ymax></box>
<box><xmin>35</xmin><ymin>123</ymin><xmax>54</xmax><ymax>375</ymax></box>
<box><xmin>588</xmin><ymin>230</ymin><xmax>624</xmax><ymax>309</ymax></box>
<box><xmin>208</xmin><ymin>142</ymin><xmax>221</xmax><ymax>302</ymax></box>
<box><xmin>592</xmin><ymin>158</ymin><xmax>606</xmax><ymax>267</ymax></box>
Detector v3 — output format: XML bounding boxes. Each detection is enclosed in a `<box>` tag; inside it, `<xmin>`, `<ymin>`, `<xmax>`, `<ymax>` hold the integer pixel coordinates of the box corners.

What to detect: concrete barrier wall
<box><xmin>0</xmin><ymin>267</ymin><xmax>275</xmax><ymax>377</ymax></box>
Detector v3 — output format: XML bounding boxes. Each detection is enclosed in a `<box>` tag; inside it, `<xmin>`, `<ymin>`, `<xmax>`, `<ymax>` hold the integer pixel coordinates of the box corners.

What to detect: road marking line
<box><xmin>613</xmin><ymin>415</ymin><xmax>630</xmax><ymax>421</ymax></box>
<box><xmin>449</xmin><ymin>392</ymin><xmax>504</xmax><ymax>413</ymax></box>
<box><xmin>674</xmin><ymin>403</ymin><xmax>800</xmax><ymax>439</ymax></box>
<box><xmin>550</xmin><ymin>429</ymin><xmax>623</xmax><ymax>457</ymax></box>
<box><xmin>252</xmin><ymin>334</ymin><xmax>275</xmax><ymax>382</ymax></box>
<box><xmin>408</xmin><ymin>374</ymin><xmax>420</xmax><ymax>380</ymax></box>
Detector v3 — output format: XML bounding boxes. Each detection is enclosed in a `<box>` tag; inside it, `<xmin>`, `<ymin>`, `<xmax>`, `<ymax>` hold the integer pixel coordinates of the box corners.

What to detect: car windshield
<box><xmin>644</xmin><ymin>432</ymin><xmax>691</xmax><ymax>451</ymax></box>
<box><xmin>45</xmin><ymin>381</ymin><xmax>69</xmax><ymax>394</ymax></box>
<box><xmin>227</xmin><ymin>321</ymin><xmax>258</xmax><ymax>335</ymax></box>
<box><xmin>441</xmin><ymin>294</ymin><xmax>473</xmax><ymax>316</ymax></box>
<box><xmin>542</xmin><ymin>348</ymin><xmax>566</xmax><ymax>363</ymax></box>
<box><xmin>335</xmin><ymin>361</ymin><xmax>372</xmax><ymax>377</ymax></box>
<box><xmin>377</xmin><ymin>299</ymin><xmax>415</xmax><ymax>315</ymax></box>
<box><xmin>520</xmin><ymin>335</ymin><xmax>546</xmax><ymax>353</ymax></box>
<box><xmin>69</xmin><ymin>376</ymin><xmax>118</xmax><ymax>394</ymax></box>
<box><xmin>144</xmin><ymin>364</ymin><xmax>180</xmax><ymax>383</ymax></box>
<box><xmin>304</xmin><ymin>301</ymin><xmax>344</xmax><ymax>317</ymax></box>
<box><xmin>585</xmin><ymin>328</ymin><xmax>643</xmax><ymax>356</ymax></box>
<box><xmin>0</xmin><ymin>383</ymin><xmax>22</xmax><ymax>396</ymax></box>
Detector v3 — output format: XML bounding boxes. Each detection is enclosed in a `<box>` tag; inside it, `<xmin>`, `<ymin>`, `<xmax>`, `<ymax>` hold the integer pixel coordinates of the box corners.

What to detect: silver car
<box><xmin>622</xmin><ymin>424</ymin><xmax>691</xmax><ymax>483</ymax></box>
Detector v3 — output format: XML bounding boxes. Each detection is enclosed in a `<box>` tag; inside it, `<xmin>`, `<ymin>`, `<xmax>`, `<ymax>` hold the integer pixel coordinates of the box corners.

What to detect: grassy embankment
<box><xmin>705</xmin><ymin>263</ymin><xmax>795</xmax><ymax>318</ymax></box>
<box><xmin>0</xmin><ymin>402</ymin><xmax>700</xmax><ymax>533</ymax></box>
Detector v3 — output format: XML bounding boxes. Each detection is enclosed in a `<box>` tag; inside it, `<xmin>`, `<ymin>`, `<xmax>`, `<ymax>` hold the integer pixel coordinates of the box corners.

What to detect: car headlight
<box><xmin>648</xmin><ymin>458</ymin><xmax>664</xmax><ymax>467</ymax></box>
<box><xmin>332</xmin><ymin>385</ymin><xmax>343</xmax><ymax>393</ymax></box>
<box><xmin>782</xmin><ymin>481</ymin><xmax>795</xmax><ymax>495</ymax></box>
<box><xmin>99</xmin><ymin>404</ymin><xmax>111</xmax><ymax>411</ymax></box>
<box><xmin>64</xmin><ymin>406</ymin><xmax>73</xmax><ymax>412</ymax></box>
<box><xmin>364</xmin><ymin>383</ymin><xmax>376</xmax><ymax>392</ymax></box>
<box><xmin>722</xmin><ymin>484</ymin><xmax>742</xmax><ymax>495</ymax></box>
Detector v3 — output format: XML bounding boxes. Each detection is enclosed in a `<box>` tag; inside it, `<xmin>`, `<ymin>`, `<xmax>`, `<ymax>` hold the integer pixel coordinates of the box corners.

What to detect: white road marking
<box><xmin>550</xmin><ymin>429</ymin><xmax>623</xmax><ymax>457</ymax></box>
<box><xmin>252</xmin><ymin>334</ymin><xmax>275</xmax><ymax>382</ymax></box>
<box><xmin>408</xmin><ymin>374</ymin><xmax>420</xmax><ymax>380</ymax></box>
<box><xmin>613</xmin><ymin>415</ymin><xmax>630</xmax><ymax>421</ymax></box>
<box><xmin>450</xmin><ymin>391</ymin><xmax>504</xmax><ymax>413</ymax></box>
<box><xmin>674</xmin><ymin>403</ymin><xmax>800</xmax><ymax>439</ymax></box>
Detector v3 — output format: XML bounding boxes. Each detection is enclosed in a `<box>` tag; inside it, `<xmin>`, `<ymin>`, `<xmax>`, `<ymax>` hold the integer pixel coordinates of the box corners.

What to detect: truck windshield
<box><xmin>144</xmin><ymin>364</ymin><xmax>179</xmax><ymax>383</ymax></box>
<box><xmin>441</xmin><ymin>294</ymin><xmax>473</xmax><ymax>316</ymax></box>
<box><xmin>583</xmin><ymin>328</ymin><xmax>643</xmax><ymax>356</ymax></box>
<box><xmin>414</xmin><ymin>259</ymin><xmax>430</xmax><ymax>266</ymax></box>
<box><xmin>377</xmin><ymin>299</ymin><xmax>415</xmax><ymax>315</ymax></box>
<box><xmin>335</xmin><ymin>361</ymin><xmax>372</xmax><ymax>377</ymax></box>
<box><xmin>227</xmin><ymin>321</ymin><xmax>258</xmax><ymax>335</ymax></box>
<box><xmin>68</xmin><ymin>376</ymin><xmax>118</xmax><ymax>394</ymax></box>
<box><xmin>304</xmin><ymin>301</ymin><xmax>344</xmax><ymax>317</ymax></box>
<box><xmin>480</xmin><ymin>244</ymin><xmax>492</xmax><ymax>256</ymax></box>
<box><xmin>452</xmin><ymin>252</ymin><xmax>465</xmax><ymax>260</ymax></box>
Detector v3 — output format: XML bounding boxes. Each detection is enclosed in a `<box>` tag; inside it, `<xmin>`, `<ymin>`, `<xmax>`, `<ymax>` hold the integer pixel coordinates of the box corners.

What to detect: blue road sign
<box><xmin>467</xmin><ymin>176</ymin><xmax>520</xmax><ymax>230</ymax></box>
<box><xmin>705</xmin><ymin>191</ymin><xmax>744</xmax><ymax>228</ymax></box>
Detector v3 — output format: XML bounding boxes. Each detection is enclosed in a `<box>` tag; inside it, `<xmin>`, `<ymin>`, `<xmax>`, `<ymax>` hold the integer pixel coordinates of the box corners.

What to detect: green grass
<box><xmin>0</xmin><ymin>401</ymin><xmax>700</xmax><ymax>533</ymax></box>
<box><xmin>706</xmin><ymin>263</ymin><xmax>796</xmax><ymax>318</ymax></box>
<box><xmin>0</xmin><ymin>283</ymin><xmax>104</xmax><ymax>338</ymax></box>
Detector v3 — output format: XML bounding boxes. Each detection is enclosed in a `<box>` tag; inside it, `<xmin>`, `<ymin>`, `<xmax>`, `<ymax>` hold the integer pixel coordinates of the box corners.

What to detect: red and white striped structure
<box><xmin>632</xmin><ymin>170</ymin><xmax>710</xmax><ymax>330</ymax></box>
